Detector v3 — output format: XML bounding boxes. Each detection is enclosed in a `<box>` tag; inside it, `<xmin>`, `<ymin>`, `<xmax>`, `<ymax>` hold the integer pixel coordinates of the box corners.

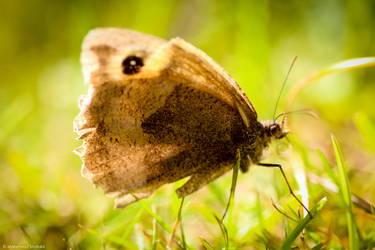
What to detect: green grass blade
<box><xmin>222</xmin><ymin>153</ymin><xmax>240</xmax><ymax>221</ymax></box>
<box><xmin>139</xmin><ymin>199</ymin><xmax>190</xmax><ymax>248</ymax></box>
<box><xmin>178</xmin><ymin>198</ymin><xmax>187</xmax><ymax>249</ymax></box>
<box><xmin>331</xmin><ymin>134</ymin><xmax>359</xmax><ymax>250</ymax></box>
<box><xmin>214</xmin><ymin>214</ymin><xmax>229</xmax><ymax>249</ymax></box>
<box><xmin>152</xmin><ymin>208</ymin><xmax>158</xmax><ymax>250</ymax></box>
<box><xmin>200</xmin><ymin>238</ymin><xmax>214</xmax><ymax>249</ymax></box>
<box><xmin>281</xmin><ymin>197</ymin><xmax>327</xmax><ymax>250</ymax></box>
<box><xmin>157</xmin><ymin>240</ymin><xmax>169</xmax><ymax>249</ymax></box>
<box><xmin>316</xmin><ymin>149</ymin><xmax>339</xmax><ymax>187</ymax></box>
<box><xmin>311</xmin><ymin>243</ymin><xmax>324</xmax><ymax>250</ymax></box>
<box><xmin>138</xmin><ymin>199</ymin><xmax>173</xmax><ymax>233</ymax></box>
<box><xmin>214</xmin><ymin>152</ymin><xmax>240</xmax><ymax>249</ymax></box>
<box><xmin>120</xmin><ymin>207</ymin><xmax>145</xmax><ymax>243</ymax></box>
<box><xmin>77</xmin><ymin>224</ymin><xmax>138</xmax><ymax>248</ymax></box>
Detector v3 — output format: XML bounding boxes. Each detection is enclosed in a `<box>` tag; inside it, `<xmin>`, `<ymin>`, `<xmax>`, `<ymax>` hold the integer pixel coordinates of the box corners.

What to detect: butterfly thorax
<box><xmin>238</xmin><ymin>120</ymin><xmax>287</xmax><ymax>172</ymax></box>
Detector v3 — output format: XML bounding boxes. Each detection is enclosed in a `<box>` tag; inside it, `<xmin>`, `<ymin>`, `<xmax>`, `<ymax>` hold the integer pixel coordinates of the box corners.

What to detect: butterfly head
<box><xmin>268</xmin><ymin>122</ymin><xmax>287</xmax><ymax>139</ymax></box>
<box><xmin>263</xmin><ymin>118</ymin><xmax>289</xmax><ymax>140</ymax></box>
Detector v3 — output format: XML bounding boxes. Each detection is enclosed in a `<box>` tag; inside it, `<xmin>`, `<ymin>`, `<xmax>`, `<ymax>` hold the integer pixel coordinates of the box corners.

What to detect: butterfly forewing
<box><xmin>75</xmin><ymin>28</ymin><xmax>259</xmax><ymax>207</ymax></box>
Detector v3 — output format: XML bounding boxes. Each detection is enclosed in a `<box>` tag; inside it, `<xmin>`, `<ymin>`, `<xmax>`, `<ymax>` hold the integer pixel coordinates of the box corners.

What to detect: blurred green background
<box><xmin>1</xmin><ymin>0</ymin><xmax>374</xmax><ymax>249</ymax></box>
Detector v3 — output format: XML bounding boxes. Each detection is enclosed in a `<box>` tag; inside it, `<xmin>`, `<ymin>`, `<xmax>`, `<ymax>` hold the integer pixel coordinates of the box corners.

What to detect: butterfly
<box><xmin>74</xmin><ymin>28</ymin><xmax>295</xmax><ymax>209</ymax></box>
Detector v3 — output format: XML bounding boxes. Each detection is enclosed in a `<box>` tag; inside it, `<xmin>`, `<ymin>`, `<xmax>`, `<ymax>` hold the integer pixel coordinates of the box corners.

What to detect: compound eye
<box><xmin>270</xmin><ymin>124</ymin><xmax>278</xmax><ymax>135</ymax></box>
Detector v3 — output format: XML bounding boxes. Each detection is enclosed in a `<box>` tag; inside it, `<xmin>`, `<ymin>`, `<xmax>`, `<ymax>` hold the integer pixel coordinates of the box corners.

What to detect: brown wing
<box><xmin>74</xmin><ymin>28</ymin><xmax>258</xmax><ymax>207</ymax></box>
<box><xmin>164</xmin><ymin>37</ymin><xmax>257</xmax><ymax>126</ymax></box>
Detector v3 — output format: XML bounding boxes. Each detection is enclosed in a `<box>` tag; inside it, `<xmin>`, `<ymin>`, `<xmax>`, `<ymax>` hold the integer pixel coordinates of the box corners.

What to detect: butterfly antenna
<box><xmin>272</xmin><ymin>56</ymin><xmax>298</xmax><ymax>121</ymax></box>
<box><xmin>274</xmin><ymin>109</ymin><xmax>319</xmax><ymax>121</ymax></box>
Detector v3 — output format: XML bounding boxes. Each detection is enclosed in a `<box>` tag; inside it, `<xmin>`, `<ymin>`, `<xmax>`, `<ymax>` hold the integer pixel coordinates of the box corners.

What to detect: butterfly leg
<box><xmin>258</xmin><ymin>163</ymin><xmax>312</xmax><ymax>217</ymax></box>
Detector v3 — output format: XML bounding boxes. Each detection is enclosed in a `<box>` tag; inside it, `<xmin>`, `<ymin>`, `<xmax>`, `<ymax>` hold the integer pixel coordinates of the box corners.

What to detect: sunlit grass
<box><xmin>1</xmin><ymin>1</ymin><xmax>375</xmax><ymax>249</ymax></box>
<box><xmin>2</xmin><ymin>54</ymin><xmax>375</xmax><ymax>250</ymax></box>
<box><xmin>281</xmin><ymin>197</ymin><xmax>327</xmax><ymax>250</ymax></box>
<box><xmin>331</xmin><ymin>135</ymin><xmax>359</xmax><ymax>250</ymax></box>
